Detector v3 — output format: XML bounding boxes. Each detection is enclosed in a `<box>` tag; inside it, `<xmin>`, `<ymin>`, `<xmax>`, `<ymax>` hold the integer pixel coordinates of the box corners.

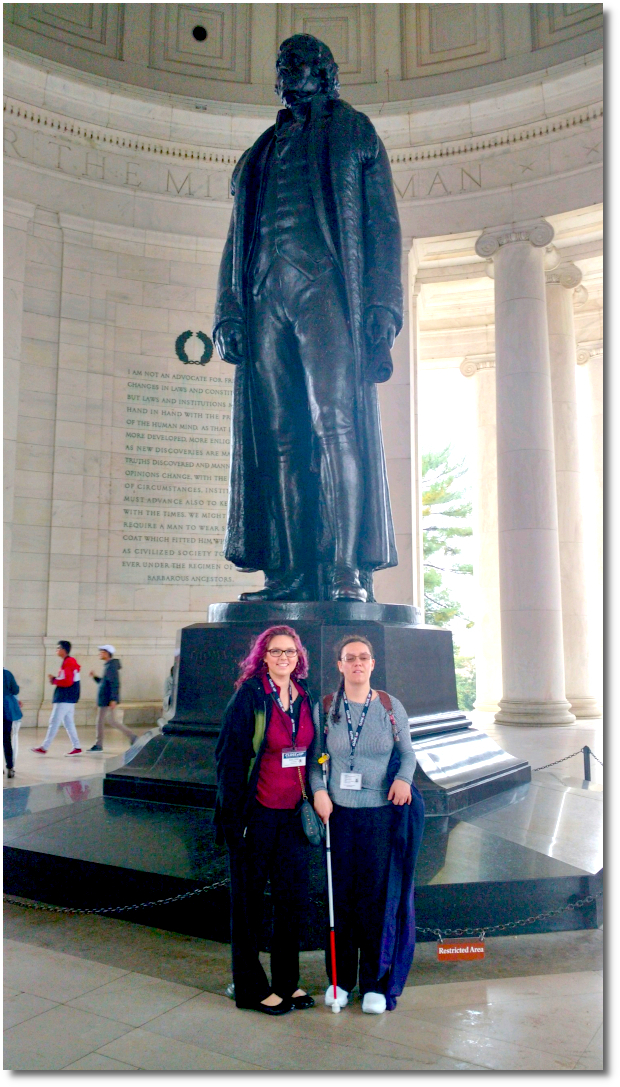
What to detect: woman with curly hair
<box><xmin>215</xmin><ymin>625</ymin><xmax>317</xmax><ymax>1015</ymax></box>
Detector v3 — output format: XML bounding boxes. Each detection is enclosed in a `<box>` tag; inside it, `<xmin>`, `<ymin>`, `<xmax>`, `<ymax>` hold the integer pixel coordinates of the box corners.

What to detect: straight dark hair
<box><xmin>57</xmin><ymin>640</ymin><xmax>71</xmax><ymax>654</ymax></box>
<box><xmin>330</xmin><ymin>635</ymin><xmax>375</xmax><ymax>722</ymax></box>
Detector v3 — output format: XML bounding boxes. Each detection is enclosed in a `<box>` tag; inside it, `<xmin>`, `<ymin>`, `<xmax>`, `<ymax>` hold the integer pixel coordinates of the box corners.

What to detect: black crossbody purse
<box><xmin>297</xmin><ymin>766</ymin><xmax>325</xmax><ymax>846</ymax></box>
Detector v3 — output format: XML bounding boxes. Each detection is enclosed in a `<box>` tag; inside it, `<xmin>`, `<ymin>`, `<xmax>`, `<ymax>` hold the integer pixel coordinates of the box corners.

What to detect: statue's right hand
<box><xmin>214</xmin><ymin>320</ymin><xmax>245</xmax><ymax>365</ymax></box>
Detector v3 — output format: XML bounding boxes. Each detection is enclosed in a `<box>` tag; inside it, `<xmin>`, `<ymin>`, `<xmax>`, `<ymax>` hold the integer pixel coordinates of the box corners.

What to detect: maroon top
<box><xmin>255</xmin><ymin>676</ymin><xmax>314</xmax><ymax>810</ymax></box>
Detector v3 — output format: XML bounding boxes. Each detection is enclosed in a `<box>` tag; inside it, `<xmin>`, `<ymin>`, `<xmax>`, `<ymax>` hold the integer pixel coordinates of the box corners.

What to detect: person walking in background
<box><xmin>3</xmin><ymin>668</ymin><xmax>23</xmax><ymax>778</ymax></box>
<box><xmin>89</xmin><ymin>645</ymin><xmax>136</xmax><ymax>751</ymax></box>
<box><xmin>31</xmin><ymin>641</ymin><xmax>82</xmax><ymax>757</ymax></box>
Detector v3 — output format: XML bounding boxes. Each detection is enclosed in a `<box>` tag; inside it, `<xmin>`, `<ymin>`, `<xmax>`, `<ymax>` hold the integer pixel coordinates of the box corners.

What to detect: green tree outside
<box><xmin>422</xmin><ymin>447</ymin><xmax>476</xmax><ymax>710</ymax></box>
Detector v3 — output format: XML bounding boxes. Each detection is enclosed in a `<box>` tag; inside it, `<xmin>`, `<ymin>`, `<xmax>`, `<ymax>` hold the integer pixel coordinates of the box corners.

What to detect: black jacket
<box><xmin>214</xmin><ymin>675</ymin><xmax>316</xmax><ymax>846</ymax></box>
<box><xmin>3</xmin><ymin>669</ymin><xmax>21</xmax><ymax>722</ymax></box>
<box><xmin>93</xmin><ymin>658</ymin><xmax>121</xmax><ymax>707</ymax></box>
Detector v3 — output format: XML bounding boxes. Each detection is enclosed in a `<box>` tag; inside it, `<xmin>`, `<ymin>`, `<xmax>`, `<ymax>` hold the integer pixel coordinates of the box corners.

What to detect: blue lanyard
<box><xmin>267</xmin><ymin>675</ymin><xmax>297</xmax><ymax>746</ymax></box>
<box><xmin>342</xmin><ymin>688</ymin><xmax>373</xmax><ymax>771</ymax></box>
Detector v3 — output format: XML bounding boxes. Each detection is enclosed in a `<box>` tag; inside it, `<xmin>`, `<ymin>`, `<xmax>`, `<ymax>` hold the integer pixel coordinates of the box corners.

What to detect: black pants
<box><xmin>3</xmin><ymin>717</ymin><xmax>14</xmax><ymax>770</ymax></box>
<box><xmin>228</xmin><ymin>802</ymin><xmax>309</xmax><ymax>1007</ymax></box>
<box><xmin>327</xmin><ymin>804</ymin><xmax>393</xmax><ymax>996</ymax></box>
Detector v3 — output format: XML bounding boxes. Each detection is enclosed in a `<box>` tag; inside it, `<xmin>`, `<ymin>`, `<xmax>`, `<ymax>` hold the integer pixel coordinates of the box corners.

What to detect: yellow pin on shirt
<box><xmin>318</xmin><ymin>754</ymin><xmax>329</xmax><ymax>764</ymax></box>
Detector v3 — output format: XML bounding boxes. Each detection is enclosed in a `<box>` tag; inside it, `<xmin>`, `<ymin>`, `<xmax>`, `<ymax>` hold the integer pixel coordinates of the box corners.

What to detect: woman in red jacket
<box><xmin>215</xmin><ymin>624</ymin><xmax>316</xmax><ymax>1015</ymax></box>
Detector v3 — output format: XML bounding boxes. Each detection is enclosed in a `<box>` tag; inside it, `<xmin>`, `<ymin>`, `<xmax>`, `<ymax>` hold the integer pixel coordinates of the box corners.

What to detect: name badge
<box><xmin>282</xmin><ymin>747</ymin><xmax>306</xmax><ymax>768</ymax></box>
<box><xmin>340</xmin><ymin>772</ymin><xmax>362</xmax><ymax>790</ymax></box>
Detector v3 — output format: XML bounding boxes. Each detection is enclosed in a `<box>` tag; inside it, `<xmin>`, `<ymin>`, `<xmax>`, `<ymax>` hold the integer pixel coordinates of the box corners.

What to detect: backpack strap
<box><xmin>321</xmin><ymin>693</ymin><xmax>335</xmax><ymax>753</ymax></box>
<box><xmin>376</xmin><ymin>689</ymin><xmax>399</xmax><ymax>742</ymax></box>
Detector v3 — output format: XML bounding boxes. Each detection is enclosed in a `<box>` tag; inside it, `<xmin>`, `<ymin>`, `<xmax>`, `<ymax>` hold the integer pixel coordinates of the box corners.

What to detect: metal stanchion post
<box><xmin>583</xmin><ymin>746</ymin><xmax>591</xmax><ymax>781</ymax></box>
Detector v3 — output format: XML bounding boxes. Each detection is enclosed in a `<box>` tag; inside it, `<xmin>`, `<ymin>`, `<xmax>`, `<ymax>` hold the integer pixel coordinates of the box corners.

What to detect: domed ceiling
<box><xmin>4</xmin><ymin>3</ymin><xmax>603</xmax><ymax>108</ymax></box>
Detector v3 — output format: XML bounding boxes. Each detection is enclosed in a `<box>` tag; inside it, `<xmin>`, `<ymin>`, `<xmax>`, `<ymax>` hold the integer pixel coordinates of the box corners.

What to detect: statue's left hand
<box><xmin>364</xmin><ymin>306</ymin><xmax>396</xmax><ymax>349</ymax></box>
<box><xmin>214</xmin><ymin>320</ymin><xmax>245</xmax><ymax>365</ymax></box>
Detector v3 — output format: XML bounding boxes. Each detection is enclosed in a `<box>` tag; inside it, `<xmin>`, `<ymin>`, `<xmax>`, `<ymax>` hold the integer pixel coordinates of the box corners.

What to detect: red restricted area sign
<box><xmin>437</xmin><ymin>939</ymin><xmax>485</xmax><ymax>961</ymax></box>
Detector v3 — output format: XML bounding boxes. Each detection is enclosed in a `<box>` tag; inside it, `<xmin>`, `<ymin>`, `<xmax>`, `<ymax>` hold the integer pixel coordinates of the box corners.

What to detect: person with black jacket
<box><xmin>88</xmin><ymin>645</ymin><xmax>136</xmax><ymax>751</ymax></box>
<box><xmin>3</xmin><ymin>668</ymin><xmax>22</xmax><ymax>778</ymax></box>
<box><xmin>215</xmin><ymin>624</ymin><xmax>317</xmax><ymax>1015</ymax></box>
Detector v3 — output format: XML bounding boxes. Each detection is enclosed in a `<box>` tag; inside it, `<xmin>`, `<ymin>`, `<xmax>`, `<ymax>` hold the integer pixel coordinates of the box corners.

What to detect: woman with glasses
<box><xmin>215</xmin><ymin>624</ymin><xmax>316</xmax><ymax>1015</ymax></box>
<box><xmin>309</xmin><ymin>634</ymin><xmax>419</xmax><ymax>1014</ymax></box>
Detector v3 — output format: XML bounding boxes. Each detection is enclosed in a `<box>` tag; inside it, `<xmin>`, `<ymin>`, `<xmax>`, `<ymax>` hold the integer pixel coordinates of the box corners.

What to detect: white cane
<box><xmin>320</xmin><ymin>754</ymin><xmax>341</xmax><ymax>1014</ymax></box>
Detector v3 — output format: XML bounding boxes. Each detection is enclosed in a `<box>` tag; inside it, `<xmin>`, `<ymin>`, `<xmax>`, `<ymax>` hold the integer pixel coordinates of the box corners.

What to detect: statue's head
<box><xmin>275</xmin><ymin>34</ymin><xmax>340</xmax><ymax>109</ymax></box>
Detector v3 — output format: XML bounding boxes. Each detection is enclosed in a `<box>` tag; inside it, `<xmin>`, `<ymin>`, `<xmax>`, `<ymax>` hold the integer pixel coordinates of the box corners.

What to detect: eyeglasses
<box><xmin>341</xmin><ymin>654</ymin><xmax>372</xmax><ymax>663</ymax></box>
<box><xmin>267</xmin><ymin>648</ymin><xmax>298</xmax><ymax>658</ymax></box>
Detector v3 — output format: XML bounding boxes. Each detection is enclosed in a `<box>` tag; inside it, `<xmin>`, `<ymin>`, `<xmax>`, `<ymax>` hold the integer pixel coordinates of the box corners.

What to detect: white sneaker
<box><xmin>324</xmin><ymin>984</ymin><xmax>348</xmax><ymax>1009</ymax></box>
<box><xmin>362</xmin><ymin>992</ymin><xmax>386</xmax><ymax>1014</ymax></box>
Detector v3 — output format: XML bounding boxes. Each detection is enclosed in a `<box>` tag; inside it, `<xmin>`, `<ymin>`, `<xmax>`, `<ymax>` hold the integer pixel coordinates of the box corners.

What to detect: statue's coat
<box><xmin>214</xmin><ymin>94</ymin><xmax>403</xmax><ymax>574</ymax></box>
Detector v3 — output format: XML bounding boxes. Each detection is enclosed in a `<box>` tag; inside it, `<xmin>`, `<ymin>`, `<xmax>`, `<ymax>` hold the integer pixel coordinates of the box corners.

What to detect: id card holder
<box><xmin>282</xmin><ymin>747</ymin><xmax>307</xmax><ymax>768</ymax></box>
<box><xmin>340</xmin><ymin>772</ymin><xmax>362</xmax><ymax>790</ymax></box>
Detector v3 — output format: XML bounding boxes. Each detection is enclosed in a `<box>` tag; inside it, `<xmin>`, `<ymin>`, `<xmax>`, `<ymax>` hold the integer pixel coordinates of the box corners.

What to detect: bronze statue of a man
<box><xmin>214</xmin><ymin>34</ymin><xmax>402</xmax><ymax>602</ymax></box>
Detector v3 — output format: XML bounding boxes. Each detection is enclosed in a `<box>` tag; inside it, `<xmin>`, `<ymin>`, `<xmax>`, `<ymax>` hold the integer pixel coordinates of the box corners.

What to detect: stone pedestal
<box><xmin>104</xmin><ymin>599</ymin><xmax>533</xmax><ymax>812</ymax></box>
<box><xmin>104</xmin><ymin>601</ymin><xmax>451</xmax><ymax>804</ymax></box>
<box><xmin>546</xmin><ymin>263</ymin><xmax>601</xmax><ymax>717</ymax></box>
<box><xmin>476</xmin><ymin>221</ymin><xmax>574</xmax><ymax>726</ymax></box>
<box><xmin>172</xmin><ymin>601</ymin><xmax>452</xmax><ymax>730</ymax></box>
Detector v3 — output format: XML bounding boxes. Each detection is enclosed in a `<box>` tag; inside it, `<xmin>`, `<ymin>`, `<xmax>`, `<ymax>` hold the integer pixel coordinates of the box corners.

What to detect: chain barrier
<box><xmin>5</xmin><ymin>884</ymin><xmax>602</xmax><ymax>944</ymax></box>
<box><xmin>416</xmin><ymin>890</ymin><xmax>602</xmax><ymax>940</ymax></box>
<box><xmin>532</xmin><ymin>746</ymin><xmax>603</xmax><ymax>772</ymax></box>
<box><xmin>3</xmin><ymin>877</ymin><xmax>230</xmax><ymax>916</ymax></box>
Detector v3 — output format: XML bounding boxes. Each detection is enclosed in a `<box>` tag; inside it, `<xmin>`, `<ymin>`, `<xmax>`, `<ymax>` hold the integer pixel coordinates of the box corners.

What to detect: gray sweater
<box><xmin>309</xmin><ymin>693</ymin><xmax>416</xmax><ymax>808</ymax></box>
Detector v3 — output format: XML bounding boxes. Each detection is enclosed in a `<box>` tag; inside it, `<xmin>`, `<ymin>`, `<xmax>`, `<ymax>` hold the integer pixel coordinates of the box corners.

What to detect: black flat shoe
<box><xmin>291</xmin><ymin>993</ymin><xmax>315</xmax><ymax>1010</ymax></box>
<box><xmin>255</xmin><ymin>997</ymin><xmax>292</xmax><ymax>1016</ymax></box>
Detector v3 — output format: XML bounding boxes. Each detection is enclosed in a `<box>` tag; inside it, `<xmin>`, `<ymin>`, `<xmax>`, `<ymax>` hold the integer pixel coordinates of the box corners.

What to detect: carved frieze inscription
<box><xmin>4</xmin><ymin>97</ymin><xmax>602</xmax><ymax>206</ymax></box>
<box><xmin>3</xmin><ymin>120</ymin><xmax>234</xmax><ymax>201</ymax></box>
<box><xmin>390</xmin><ymin>115</ymin><xmax>603</xmax><ymax>201</ymax></box>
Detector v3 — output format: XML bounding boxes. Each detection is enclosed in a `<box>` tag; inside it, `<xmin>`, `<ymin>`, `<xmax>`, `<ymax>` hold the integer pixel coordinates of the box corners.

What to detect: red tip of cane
<box><xmin>330</xmin><ymin>929</ymin><xmax>338</xmax><ymax>999</ymax></box>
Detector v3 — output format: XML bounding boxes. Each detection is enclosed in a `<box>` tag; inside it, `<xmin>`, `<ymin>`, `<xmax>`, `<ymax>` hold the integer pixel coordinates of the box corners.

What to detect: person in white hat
<box><xmin>89</xmin><ymin>646</ymin><xmax>136</xmax><ymax>751</ymax></box>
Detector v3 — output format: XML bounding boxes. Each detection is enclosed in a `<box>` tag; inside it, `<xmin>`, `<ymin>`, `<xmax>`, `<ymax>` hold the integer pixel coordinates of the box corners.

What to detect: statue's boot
<box><xmin>331</xmin><ymin>563</ymin><xmax>367</xmax><ymax>602</ymax></box>
<box><xmin>239</xmin><ymin>456</ymin><xmax>310</xmax><ymax>602</ymax></box>
<box><xmin>322</xmin><ymin>436</ymin><xmax>367</xmax><ymax>603</ymax></box>
<box><xmin>239</xmin><ymin>571</ymin><xmax>311</xmax><ymax>602</ymax></box>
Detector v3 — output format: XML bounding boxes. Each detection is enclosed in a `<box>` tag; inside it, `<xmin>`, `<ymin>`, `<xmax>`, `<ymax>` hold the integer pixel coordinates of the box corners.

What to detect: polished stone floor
<box><xmin>3</xmin><ymin>926</ymin><xmax>603</xmax><ymax>1071</ymax></box>
<box><xmin>4</xmin><ymin>715</ymin><xmax>604</xmax><ymax>1070</ymax></box>
<box><xmin>3</xmin><ymin>726</ymin><xmax>154</xmax><ymax>790</ymax></box>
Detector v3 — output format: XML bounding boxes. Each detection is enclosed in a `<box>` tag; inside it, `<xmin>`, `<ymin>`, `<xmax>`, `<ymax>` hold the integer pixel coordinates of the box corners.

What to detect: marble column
<box><xmin>577</xmin><ymin>341</ymin><xmax>603</xmax><ymax>578</ymax></box>
<box><xmin>460</xmin><ymin>355</ymin><xmax>502</xmax><ymax>712</ymax></box>
<box><xmin>546</xmin><ymin>264</ymin><xmax>601</xmax><ymax>717</ymax></box>
<box><xmin>3</xmin><ymin>197</ymin><xmax>35</xmax><ymax>651</ymax></box>
<box><xmin>410</xmin><ymin>275</ymin><xmax>425</xmax><ymax>616</ymax></box>
<box><xmin>475</xmin><ymin>220</ymin><xmax>574</xmax><ymax>726</ymax></box>
<box><xmin>577</xmin><ymin>340</ymin><xmax>603</xmax><ymax>705</ymax></box>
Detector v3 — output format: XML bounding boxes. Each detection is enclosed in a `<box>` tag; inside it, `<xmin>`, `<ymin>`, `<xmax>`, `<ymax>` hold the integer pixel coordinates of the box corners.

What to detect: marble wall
<box><xmin>3</xmin><ymin>42</ymin><xmax>603</xmax><ymax>724</ymax></box>
<box><xmin>6</xmin><ymin>208</ymin><xmax>264</xmax><ymax>726</ymax></box>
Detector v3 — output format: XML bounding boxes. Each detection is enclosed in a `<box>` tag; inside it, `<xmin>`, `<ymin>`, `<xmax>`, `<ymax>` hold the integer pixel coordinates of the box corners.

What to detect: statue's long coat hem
<box><xmin>214</xmin><ymin>95</ymin><xmax>403</xmax><ymax>574</ymax></box>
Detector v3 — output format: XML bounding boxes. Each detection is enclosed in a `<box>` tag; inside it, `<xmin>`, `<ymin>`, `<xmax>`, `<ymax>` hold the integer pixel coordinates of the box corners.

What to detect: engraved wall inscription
<box><xmin>110</xmin><ymin>358</ymin><xmax>242</xmax><ymax>586</ymax></box>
